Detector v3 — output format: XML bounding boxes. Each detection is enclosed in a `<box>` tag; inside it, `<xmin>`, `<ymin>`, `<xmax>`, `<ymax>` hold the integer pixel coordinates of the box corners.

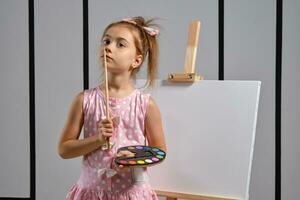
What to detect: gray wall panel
<box><xmin>224</xmin><ymin>1</ymin><xmax>276</xmax><ymax>200</ymax></box>
<box><xmin>282</xmin><ymin>1</ymin><xmax>300</xmax><ymax>199</ymax></box>
<box><xmin>35</xmin><ymin>0</ymin><xmax>83</xmax><ymax>199</ymax></box>
<box><xmin>0</xmin><ymin>0</ymin><xmax>30</xmax><ymax>197</ymax></box>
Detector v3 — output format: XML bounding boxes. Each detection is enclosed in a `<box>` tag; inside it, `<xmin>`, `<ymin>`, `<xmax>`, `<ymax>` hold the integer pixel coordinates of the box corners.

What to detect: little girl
<box><xmin>58</xmin><ymin>16</ymin><xmax>166</xmax><ymax>200</ymax></box>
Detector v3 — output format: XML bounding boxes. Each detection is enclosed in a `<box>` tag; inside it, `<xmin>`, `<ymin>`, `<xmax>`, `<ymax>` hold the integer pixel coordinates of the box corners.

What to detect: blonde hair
<box><xmin>100</xmin><ymin>16</ymin><xmax>159</xmax><ymax>88</ymax></box>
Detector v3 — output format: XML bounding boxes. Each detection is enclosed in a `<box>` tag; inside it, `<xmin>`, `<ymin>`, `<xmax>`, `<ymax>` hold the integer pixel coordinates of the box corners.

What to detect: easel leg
<box><xmin>166</xmin><ymin>197</ymin><xmax>177</xmax><ymax>200</ymax></box>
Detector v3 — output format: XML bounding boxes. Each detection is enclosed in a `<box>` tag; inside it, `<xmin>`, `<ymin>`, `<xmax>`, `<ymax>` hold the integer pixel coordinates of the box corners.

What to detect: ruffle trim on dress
<box><xmin>66</xmin><ymin>183</ymin><xmax>158</xmax><ymax>200</ymax></box>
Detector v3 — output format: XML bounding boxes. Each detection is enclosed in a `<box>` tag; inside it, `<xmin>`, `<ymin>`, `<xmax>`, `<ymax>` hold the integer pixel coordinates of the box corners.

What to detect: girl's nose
<box><xmin>104</xmin><ymin>43</ymin><xmax>112</xmax><ymax>53</ymax></box>
<box><xmin>105</xmin><ymin>47</ymin><xmax>112</xmax><ymax>53</ymax></box>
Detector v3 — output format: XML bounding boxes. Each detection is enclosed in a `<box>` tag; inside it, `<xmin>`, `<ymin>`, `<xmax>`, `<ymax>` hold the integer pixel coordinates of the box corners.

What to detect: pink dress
<box><xmin>66</xmin><ymin>86</ymin><xmax>158</xmax><ymax>200</ymax></box>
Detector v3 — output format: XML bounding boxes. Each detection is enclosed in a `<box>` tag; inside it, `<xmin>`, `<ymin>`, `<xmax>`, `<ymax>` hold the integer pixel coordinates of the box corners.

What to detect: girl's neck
<box><xmin>100</xmin><ymin>73</ymin><xmax>136</xmax><ymax>97</ymax></box>
<box><xmin>108</xmin><ymin>73</ymin><xmax>134</xmax><ymax>89</ymax></box>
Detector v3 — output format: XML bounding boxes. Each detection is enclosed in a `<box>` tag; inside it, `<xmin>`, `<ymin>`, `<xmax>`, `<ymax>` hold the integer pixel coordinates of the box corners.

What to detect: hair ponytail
<box><xmin>146</xmin><ymin>33</ymin><xmax>158</xmax><ymax>87</ymax></box>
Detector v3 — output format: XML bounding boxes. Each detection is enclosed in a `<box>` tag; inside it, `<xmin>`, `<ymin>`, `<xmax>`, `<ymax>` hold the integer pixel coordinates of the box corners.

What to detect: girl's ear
<box><xmin>132</xmin><ymin>55</ymin><xmax>143</xmax><ymax>69</ymax></box>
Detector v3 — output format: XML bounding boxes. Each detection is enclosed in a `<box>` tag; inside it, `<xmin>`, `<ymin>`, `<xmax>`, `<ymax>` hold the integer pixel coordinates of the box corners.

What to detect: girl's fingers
<box><xmin>104</xmin><ymin>124</ymin><xmax>113</xmax><ymax>128</ymax></box>
<box><xmin>98</xmin><ymin>120</ymin><xmax>113</xmax><ymax>129</ymax></box>
<box><xmin>99</xmin><ymin>119</ymin><xmax>113</xmax><ymax>127</ymax></box>
<box><xmin>106</xmin><ymin>128</ymin><xmax>113</xmax><ymax>132</ymax></box>
<box><xmin>97</xmin><ymin>117</ymin><xmax>114</xmax><ymax>142</ymax></box>
<box><xmin>117</xmin><ymin>150</ymin><xmax>135</xmax><ymax>157</ymax></box>
<box><xmin>103</xmin><ymin>134</ymin><xmax>112</xmax><ymax>138</ymax></box>
<box><xmin>116</xmin><ymin>152</ymin><xmax>122</xmax><ymax>157</ymax></box>
<box><xmin>101</xmin><ymin>128</ymin><xmax>113</xmax><ymax>134</ymax></box>
<box><xmin>99</xmin><ymin>125</ymin><xmax>113</xmax><ymax>130</ymax></box>
<box><xmin>105</xmin><ymin>131</ymin><xmax>112</xmax><ymax>136</ymax></box>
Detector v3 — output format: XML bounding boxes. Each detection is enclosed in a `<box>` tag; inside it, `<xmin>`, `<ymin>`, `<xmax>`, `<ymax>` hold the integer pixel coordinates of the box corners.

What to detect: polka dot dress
<box><xmin>66</xmin><ymin>86</ymin><xmax>158</xmax><ymax>200</ymax></box>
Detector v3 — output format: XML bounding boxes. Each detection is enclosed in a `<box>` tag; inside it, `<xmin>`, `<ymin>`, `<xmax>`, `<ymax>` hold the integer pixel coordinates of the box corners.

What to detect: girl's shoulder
<box><xmin>134</xmin><ymin>88</ymin><xmax>154</xmax><ymax>113</ymax></box>
<box><xmin>82</xmin><ymin>86</ymin><xmax>101</xmax><ymax>101</ymax></box>
<box><xmin>135</xmin><ymin>88</ymin><xmax>152</xmax><ymax>101</ymax></box>
<box><xmin>70</xmin><ymin>90</ymin><xmax>84</xmax><ymax>105</ymax></box>
<box><xmin>83</xmin><ymin>86</ymin><xmax>98</xmax><ymax>95</ymax></box>
<box><xmin>135</xmin><ymin>87</ymin><xmax>151</xmax><ymax>96</ymax></box>
<box><xmin>81</xmin><ymin>86</ymin><xmax>101</xmax><ymax>111</ymax></box>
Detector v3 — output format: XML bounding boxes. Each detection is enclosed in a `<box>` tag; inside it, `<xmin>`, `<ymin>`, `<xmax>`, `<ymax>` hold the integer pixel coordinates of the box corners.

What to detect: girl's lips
<box><xmin>101</xmin><ymin>55</ymin><xmax>113</xmax><ymax>60</ymax></box>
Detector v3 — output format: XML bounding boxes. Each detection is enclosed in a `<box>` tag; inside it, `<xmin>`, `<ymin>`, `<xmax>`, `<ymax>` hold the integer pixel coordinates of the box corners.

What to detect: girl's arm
<box><xmin>145</xmin><ymin>97</ymin><xmax>167</xmax><ymax>152</ymax></box>
<box><xmin>57</xmin><ymin>92</ymin><xmax>107</xmax><ymax>159</ymax></box>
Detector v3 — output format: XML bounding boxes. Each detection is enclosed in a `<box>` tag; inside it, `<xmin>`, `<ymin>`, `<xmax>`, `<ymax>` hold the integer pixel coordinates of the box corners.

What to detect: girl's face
<box><xmin>100</xmin><ymin>25</ymin><xmax>142</xmax><ymax>75</ymax></box>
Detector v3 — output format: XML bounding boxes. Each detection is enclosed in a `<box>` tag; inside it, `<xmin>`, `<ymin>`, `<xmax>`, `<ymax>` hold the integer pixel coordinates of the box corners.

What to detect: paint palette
<box><xmin>114</xmin><ymin>145</ymin><xmax>166</xmax><ymax>167</ymax></box>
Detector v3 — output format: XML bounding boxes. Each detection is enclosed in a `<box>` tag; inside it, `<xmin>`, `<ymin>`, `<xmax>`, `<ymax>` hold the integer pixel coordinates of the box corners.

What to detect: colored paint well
<box><xmin>119</xmin><ymin>160</ymin><xmax>128</xmax><ymax>164</ymax></box>
<box><xmin>144</xmin><ymin>146</ymin><xmax>151</xmax><ymax>150</ymax></box>
<box><xmin>156</xmin><ymin>155</ymin><xmax>164</xmax><ymax>159</ymax></box>
<box><xmin>128</xmin><ymin>160</ymin><xmax>136</xmax><ymax>164</ymax></box>
<box><xmin>152</xmin><ymin>148</ymin><xmax>160</xmax><ymax>152</ymax></box>
<box><xmin>157</xmin><ymin>151</ymin><xmax>165</xmax><ymax>155</ymax></box>
<box><xmin>145</xmin><ymin>159</ymin><xmax>153</xmax><ymax>163</ymax></box>
<box><xmin>137</xmin><ymin>160</ymin><xmax>145</xmax><ymax>164</ymax></box>
<box><xmin>128</xmin><ymin>146</ymin><xmax>135</xmax><ymax>150</ymax></box>
<box><xmin>144</xmin><ymin>151</ymin><xmax>152</xmax><ymax>156</ymax></box>
<box><xmin>151</xmin><ymin>157</ymin><xmax>159</xmax><ymax>162</ymax></box>
<box><xmin>136</xmin><ymin>146</ymin><xmax>143</xmax><ymax>150</ymax></box>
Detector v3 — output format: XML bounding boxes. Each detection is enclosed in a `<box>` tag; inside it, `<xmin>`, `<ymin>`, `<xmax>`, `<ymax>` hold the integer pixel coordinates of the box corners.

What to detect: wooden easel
<box><xmin>168</xmin><ymin>20</ymin><xmax>204</xmax><ymax>82</ymax></box>
<box><xmin>155</xmin><ymin>190</ymin><xmax>238</xmax><ymax>200</ymax></box>
<box><xmin>159</xmin><ymin>20</ymin><xmax>239</xmax><ymax>200</ymax></box>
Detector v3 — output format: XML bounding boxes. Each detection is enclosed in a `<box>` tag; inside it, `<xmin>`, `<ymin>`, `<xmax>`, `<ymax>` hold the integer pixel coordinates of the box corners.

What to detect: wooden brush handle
<box><xmin>103</xmin><ymin>49</ymin><xmax>110</xmax><ymax>149</ymax></box>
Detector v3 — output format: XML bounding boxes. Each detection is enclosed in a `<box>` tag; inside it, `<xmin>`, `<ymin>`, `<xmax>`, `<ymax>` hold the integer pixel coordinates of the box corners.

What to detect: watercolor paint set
<box><xmin>115</xmin><ymin>145</ymin><xmax>166</xmax><ymax>167</ymax></box>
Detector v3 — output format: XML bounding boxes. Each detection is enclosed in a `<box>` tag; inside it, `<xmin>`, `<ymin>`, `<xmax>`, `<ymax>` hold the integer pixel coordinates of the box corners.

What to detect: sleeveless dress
<box><xmin>66</xmin><ymin>86</ymin><xmax>158</xmax><ymax>200</ymax></box>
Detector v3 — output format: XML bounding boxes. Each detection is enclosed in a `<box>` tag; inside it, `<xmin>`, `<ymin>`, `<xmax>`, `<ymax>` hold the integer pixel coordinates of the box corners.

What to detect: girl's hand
<box><xmin>117</xmin><ymin>150</ymin><xmax>135</xmax><ymax>158</ymax></box>
<box><xmin>97</xmin><ymin>118</ymin><xmax>114</xmax><ymax>144</ymax></box>
<box><xmin>114</xmin><ymin>150</ymin><xmax>135</xmax><ymax>170</ymax></box>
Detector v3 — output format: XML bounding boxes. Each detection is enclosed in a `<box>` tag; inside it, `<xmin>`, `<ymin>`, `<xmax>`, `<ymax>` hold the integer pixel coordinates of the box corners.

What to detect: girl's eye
<box><xmin>102</xmin><ymin>39</ymin><xmax>110</xmax><ymax>45</ymax></box>
<box><xmin>117</xmin><ymin>42</ymin><xmax>126</xmax><ymax>48</ymax></box>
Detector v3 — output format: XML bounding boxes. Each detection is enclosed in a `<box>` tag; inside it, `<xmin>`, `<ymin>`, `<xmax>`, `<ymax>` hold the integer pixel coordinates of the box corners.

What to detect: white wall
<box><xmin>0</xmin><ymin>0</ymin><xmax>299</xmax><ymax>199</ymax></box>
